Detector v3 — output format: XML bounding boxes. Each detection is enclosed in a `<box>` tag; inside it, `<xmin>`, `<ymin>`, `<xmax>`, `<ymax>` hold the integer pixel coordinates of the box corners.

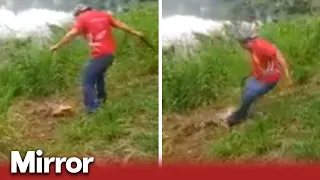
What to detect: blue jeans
<box><xmin>83</xmin><ymin>54</ymin><xmax>113</xmax><ymax>113</ymax></box>
<box><xmin>229</xmin><ymin>77</ymin><xmax>278</xmax><ymax>125</ymax></box>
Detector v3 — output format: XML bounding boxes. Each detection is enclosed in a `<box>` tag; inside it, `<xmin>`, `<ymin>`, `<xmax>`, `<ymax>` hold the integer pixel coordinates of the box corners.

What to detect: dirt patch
<box><xmin>163</xmin><ymin>106</ymin><xmax>235</xmax><ymax>162</ymax></box>
<box><xmin>162</xmin><ymin>80</ymin><xmax>320</xmax><ymax>163</ymax></box>
<box><xmin>7</xmin><ymin>96</ymin><xmax>79</xmax><ymax>141</ymax></box>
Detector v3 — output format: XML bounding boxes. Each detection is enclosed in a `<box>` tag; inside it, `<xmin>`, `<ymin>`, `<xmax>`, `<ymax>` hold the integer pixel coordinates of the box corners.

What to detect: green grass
<box><xmin>210</xmin><ymin>89</ymin><xmax>320</xmax><ymax>161</ymax></box>
<box><xmin>163</xmin><ymin>16</ymin><xmax>320</xmax><ymax>161</ymax></box>
<box><xmin>0</xmin><ymin>3</ymin><xmax>158</xmax><ymax>161</ymax></box>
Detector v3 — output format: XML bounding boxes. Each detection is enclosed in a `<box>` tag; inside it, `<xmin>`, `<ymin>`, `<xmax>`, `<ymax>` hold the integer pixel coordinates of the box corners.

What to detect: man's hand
<box><xmin>278</xmin><ymin>71</ymin><xmax>293</xmax><ymax>96</ymax></box>
<box><xmin>50</xmin><ymin>28</ymin><xmax>79</xmax><ymax>52</ymax></box>
<box><xmin>286</xmin><ymin>73</ymin><xmax>293</xmax><ymax>87</ymax></box>
<box><xmin>50</xmin><ymin>44</ymin><xmax>59</xmax><ymax>52</ymax></box>
<box><xmin>275</xmin><ymin>49</ymin><xmax>293</xmax><ymax>88</ymax></box>
<box><xmin>134</xmin><ymin>31</ymin><xmax>144</xmax><ymax>38</ymax></box>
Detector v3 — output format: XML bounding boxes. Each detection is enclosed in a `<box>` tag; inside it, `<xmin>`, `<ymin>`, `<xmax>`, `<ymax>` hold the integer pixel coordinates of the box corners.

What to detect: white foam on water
<box><xmin>0</xmin><ymin>6</ymin><xmax>73</xmax><ymax>39</ymax></box>
<box><xmin>162</xmin><ymin>14</ymin><xmax>262</xmax><ymax>49</ymax></box>
<box><xmin>162</xmin><ymin>15</ymin><xmax>230</xmax><ymax>48</ymax></box>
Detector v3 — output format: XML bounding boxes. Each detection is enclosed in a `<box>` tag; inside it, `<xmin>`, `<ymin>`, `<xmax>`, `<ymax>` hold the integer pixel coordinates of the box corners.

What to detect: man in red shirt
<box><xmin>50</xmin><ymin>4</ymin><xmax>144</xmax><ymax>113</ymax></box>
<box><xmin>226</xmin><ymin>36</ymin><xmax>292</xmax><ymax>127</ymax></box>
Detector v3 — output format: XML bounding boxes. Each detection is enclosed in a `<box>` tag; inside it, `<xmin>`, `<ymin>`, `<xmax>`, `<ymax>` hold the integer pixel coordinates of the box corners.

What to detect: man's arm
<box><xmin>276</xmin><ymin>49</ymin><xmax>292</xmax><ymax>85</ymax></box>
<box><xmin>110</xmin><ymin>17</ymin><xmax>143</xmax><ymax>37</ymax></box>
<box><xmin>251</xmin><ymin>53</ymin><xmax>264</xmax><ymax>76</ymax></box>
<box><xmin>50</xmin><ymin>28</ymin><xmax>80</xmax><ymax>51</ymax></box>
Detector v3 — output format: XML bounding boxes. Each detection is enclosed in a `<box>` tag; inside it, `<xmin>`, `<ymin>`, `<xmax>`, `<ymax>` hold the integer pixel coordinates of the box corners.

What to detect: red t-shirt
<box><xmin>72</xmin><ymin>10</ymin><xmax>117</xmax><ymax>58</ymax></box>
<box><xmin>246</xmin><ymin>37</ymin><xmax>281</xmax><ymax>84</ymax></box>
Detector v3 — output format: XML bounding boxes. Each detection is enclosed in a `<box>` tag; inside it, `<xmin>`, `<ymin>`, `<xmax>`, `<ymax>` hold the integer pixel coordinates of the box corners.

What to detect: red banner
<box><xmin>1</xmin><ymin>163</ymin><xmax>320</xmax><ymax>180</ymax></box>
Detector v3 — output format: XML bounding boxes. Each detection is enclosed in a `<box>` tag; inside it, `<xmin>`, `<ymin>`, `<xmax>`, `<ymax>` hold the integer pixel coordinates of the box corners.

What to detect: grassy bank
<box><xmin>163</xmin><ymin>16</ymin><xmax>320</xmax><ymax>161</ymax></box>
<box><xmin>0</xmin><ymin>4</ymin><xmax>158</xmax><ymax>162</ymax></box>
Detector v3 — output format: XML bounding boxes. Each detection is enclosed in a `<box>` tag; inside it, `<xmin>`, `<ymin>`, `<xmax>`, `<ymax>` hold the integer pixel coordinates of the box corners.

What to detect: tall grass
<box><xmin>163</xmin><ymin>17</ymin><xmax>320</xmax><ymax>113</ymax></box>
<box><xmin>0</xmin><ymin>3</ymin><xmax>158</xmax><ymax>160</ymax></box>
<box><xmin>163</xmin><ymin>16</ymin><xmax>320</xmax><ymax>160</ymax></box>
<box><xmin>163</xmin><ymin>39</ymin><xmax>247</xmax><ymax>112</ymax></box>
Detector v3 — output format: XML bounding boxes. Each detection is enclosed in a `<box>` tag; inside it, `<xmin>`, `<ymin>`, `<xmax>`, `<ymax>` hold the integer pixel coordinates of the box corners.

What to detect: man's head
<box><xmin>73</xmin><ymin>4</ymin><xmax>92</xmax><ymax>17</ymax></box>
<box><xmin>239</xmin><ymin>38</ymin><xmax>253</xmax><ymax>51</ymax></box>
<box><xmin>231</xmin><ymin>21</ymin><xmax>259</xmax><ymax>51</ymax></box>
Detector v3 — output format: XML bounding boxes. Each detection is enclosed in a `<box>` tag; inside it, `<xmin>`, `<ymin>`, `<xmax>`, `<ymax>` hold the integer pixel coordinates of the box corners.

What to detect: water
<box><xmin>162</xmin><ymin>14</ymin><xmax>261</xmax><ymax>49</ymax></box>
<box><xmin>162</xmin><ymin>15</ymin><xmax>230</xmax><ymax>48</ymax></box>
<box><xmin>0</xmin><ymin>6</ymin><xmax>72</xmax><ymax>39</ymax></box>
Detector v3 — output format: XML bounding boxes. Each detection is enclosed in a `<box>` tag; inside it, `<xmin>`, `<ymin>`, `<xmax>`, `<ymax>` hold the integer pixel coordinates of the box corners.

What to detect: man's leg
<box><xmin>96</xmin><ymin>74</ymin><xmax>106</xmax><ymax>104</ymax></box>
<box><xmin>227</xmin><ymin>77</ymin><xmax>277</xmax><ymax>127</ymax></box>
<box><xmin>96</xmin><ymin>54</ymin><xmax>113</xmax><ymax>105</ymax></box>
<box><xmin>233</xmin><ymin>77</ymin><xmax>259</xmax><ymax>121</ymax></box>
<box><xmin>83</xmin><ymin>60</ymin><xmax>100</xmax><ymax>113</ymax></box>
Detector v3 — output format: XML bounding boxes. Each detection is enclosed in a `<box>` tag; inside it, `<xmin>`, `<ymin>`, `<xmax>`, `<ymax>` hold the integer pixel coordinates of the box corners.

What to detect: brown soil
<box><xmin>162</xmin><ymin>104</ymin><xmax>306</xmax><ymax>164</ymax></box>
<box><xmin>5</xmin><ymin>94</ymin><xmax>154</xmax><ymax>164</ymax></box>
<box><xmin>162</xmin><ymin>79</ymin><xmax>312</xmax><ymax>164</ymax></box>
<box><xmin>7</xmin><ymin>96</ymin><xmax>79</xmax><ymax>142</ymax></box>
<box><xmin>163</xmin><ymin>106</ymin><xmax>234</xmax><ymax>163</ymax></box>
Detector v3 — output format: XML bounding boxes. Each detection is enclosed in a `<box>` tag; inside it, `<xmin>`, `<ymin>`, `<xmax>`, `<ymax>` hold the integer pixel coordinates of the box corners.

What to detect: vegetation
<box><xmin>162</xmin><ymin>16</ymin><xmax>320</xmax><ymax>161</ymax></box>
<box><xmin>163</xmin><ymin>0</ymin><xmax>320</xmax><ymax>21</ymax></box>
<box><xmin>4</xmin><ymin>0</ymin><xmax>158</xmax><ymax>12</ymax></box>
<box><xmin>0</xmin><ymin>3</ymin><xmax>158</xmax><ymax>162</ymax></box>
<box><xmin>221</xmin><ymin>0</ymin><xmax>320</xmax><ymax>21</ymax></box>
